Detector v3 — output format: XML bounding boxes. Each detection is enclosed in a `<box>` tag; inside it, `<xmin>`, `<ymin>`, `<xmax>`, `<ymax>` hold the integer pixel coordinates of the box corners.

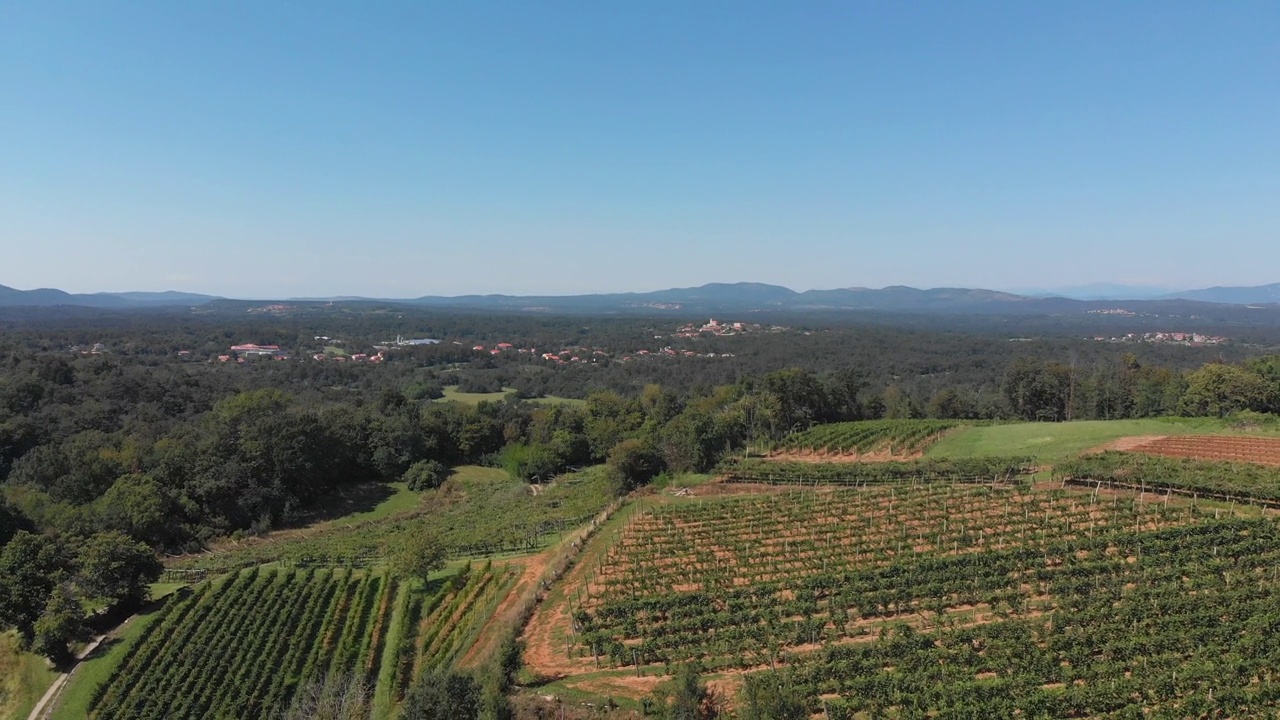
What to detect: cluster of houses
<box><xmin>1092</xmin><ymin>331</ymin><xmax>1228</xmax><ymax>346</ymax></box>
<box><xmin>672</xmin><ymin>318</ymin><xmax>750</xmax><ymax>338</ymax></box>
<box><xmin>181</xmin><ymin>333</ymin><xmax>736</xmax><ymax>367</ymax></box>
<box><xmin>464</xmin><ymin>341</ymin><xmax>736</xmax><ymax>365</ymax></box>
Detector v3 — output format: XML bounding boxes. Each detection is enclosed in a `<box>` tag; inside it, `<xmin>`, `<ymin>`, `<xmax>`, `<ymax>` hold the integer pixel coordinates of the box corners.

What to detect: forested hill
<box><xmin>6</xmin><ymin>280</ymin><xmax>1280</xmax><ymax>318</ymax></box>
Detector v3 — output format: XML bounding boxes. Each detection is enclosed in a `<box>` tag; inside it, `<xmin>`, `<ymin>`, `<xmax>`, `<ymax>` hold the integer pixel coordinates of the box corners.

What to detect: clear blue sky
<box><xmin>3</xmin><ymin>2</ymin><xmax>1278</xmax><ymax>298</ymax></box>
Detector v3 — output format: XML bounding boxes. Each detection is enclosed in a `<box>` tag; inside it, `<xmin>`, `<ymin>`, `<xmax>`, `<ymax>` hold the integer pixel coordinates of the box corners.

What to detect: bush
<box><xmin>403</xmin><ymin>460</ymin><xmax>451</xmax><ymax>491</ymax></box>
<box><xmin>606</xmin><ymin>439</ymin><xmax>666</xmax><ymax>495</ymax></box>
<box><xmin>498</xmin><ymin>443</ymin><xmax>564</xmax><ymax>483</ymax></box>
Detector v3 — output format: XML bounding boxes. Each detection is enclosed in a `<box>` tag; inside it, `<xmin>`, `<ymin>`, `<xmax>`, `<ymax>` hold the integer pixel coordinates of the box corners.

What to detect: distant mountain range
<box><xmin>3</xmin><ymin>281</ymin><xmax>1280</xmax><ymax>315</ymax></box>
<box><xmin>0</xmin><ymin>285</ymin><xmax>220</xmax><ymax>309</ymax></box>
<box><xmin>1165</xmin><ymin>283</ymin><xmax>1280</xmax><ymax>305</ymax></box>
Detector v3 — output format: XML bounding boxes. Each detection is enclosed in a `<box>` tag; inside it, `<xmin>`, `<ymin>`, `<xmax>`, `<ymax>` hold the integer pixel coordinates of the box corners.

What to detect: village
<box><xmin>1091</xmin><ymin>331</ymin><xmax>1228</xmax><ymax>346</ymax></box>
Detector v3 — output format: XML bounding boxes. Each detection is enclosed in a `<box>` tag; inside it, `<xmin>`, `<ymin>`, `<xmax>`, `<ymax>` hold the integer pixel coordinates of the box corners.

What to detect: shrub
<box><xmin>403</xmin><ymin>459</ymin><xmax>451</xmax><ymax>491</ymax></box>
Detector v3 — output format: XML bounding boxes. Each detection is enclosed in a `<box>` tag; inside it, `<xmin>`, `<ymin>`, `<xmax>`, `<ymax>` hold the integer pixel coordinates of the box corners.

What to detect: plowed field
<box><xmin>1125</xmin><ymin>434</ymin><xmax>1280</xmax><ymax>466</ymax></box>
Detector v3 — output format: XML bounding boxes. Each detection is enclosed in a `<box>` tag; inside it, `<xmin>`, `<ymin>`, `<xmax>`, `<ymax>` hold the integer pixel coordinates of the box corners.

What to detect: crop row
<box><xmin>1056</xmin><ymin>451</ymin><xmax>1280</xmax><ymax>506</ymax></box>
<box><xmin>392</xmin><ymin>561</ymin><xmax>521</xmax><ymax>701</ymax></box>
<box><xmin>572</xmin><ymin>483</ymin><xmax>1280</xmax><ymax>714</ymax></box>
<box><xmin>716</xmin><ymin>456</ymin><xmax>1035</xmax><ymax>486</ymax></box>
<box><xmin>584</xmin><ymin>483</ymin><xmax>1177</xmax><ymax>601</ymax></box>
<box><xmin>777</xmin><ymin>419</ymin><xmax>961</xmax><ymax>455</ymax></box>
<box><xmin>574</xmin><ymin>485</ymin><xmax>1209</xmax><ymax>665</ymax></box>
<box><xmin>90</xmin><ymin>568</ymin><xmax>395</xmax><ymax>719</ymax></box>
<box><xmin>794</xmin><ymin>520</ymin><xmax>1280</xmax><ymax>718</ymax></box>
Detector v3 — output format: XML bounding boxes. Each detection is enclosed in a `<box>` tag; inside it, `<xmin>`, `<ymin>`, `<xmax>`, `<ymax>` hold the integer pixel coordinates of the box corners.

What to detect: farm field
<box><xmin>716</xmin><ymin>456</ymin><xmax>1034</xmax><ymax>486</ymax></box>
<box><xmin>169</xmin><ymin>466</ymin><xmax>614</xmax><ymax>572</ymax></box>
<box><xmin>82</xmin><ymin>561</ymin><xmax>521</xmax><ymax>720</ymax></box>
<box><xmin>1120</xmin><ymin>434</ymin><xmax>1280</xmax><ymax>465</ymax></box>
<box><xmin>526</xmin><ymin>478</ymin><xmax>1280</xmax><ymax>716</ymax></box>
<box><xmin>924</xmin><ymin>417</ymin><xmax>1269</xmax><ymax>462</ymax></box>
<box><xmin>772</xmin><ymin>419</ymin><xmax>961</xmax><ymax>459</ymax></box>
<box><xmin>439</xmin><ymin>387</ymin><xmax>585</xmax><ymax>407</ymax></box>
<box><xmin>1056</xmin><ymin>451</ymin><xmax>1280</xmax><ymax>506</ymax></box>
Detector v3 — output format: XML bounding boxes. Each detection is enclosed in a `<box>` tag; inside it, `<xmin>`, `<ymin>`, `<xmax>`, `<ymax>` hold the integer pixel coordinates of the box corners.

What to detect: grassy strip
<box><xmin>0</xmin><ymin>630</ymin><xmax>59</xmax><ymax>720</ymax></box>
<box><xmin>371</xmin><ymin>579</ymin><xmax>412</xmax><ymax>718</ymax></box>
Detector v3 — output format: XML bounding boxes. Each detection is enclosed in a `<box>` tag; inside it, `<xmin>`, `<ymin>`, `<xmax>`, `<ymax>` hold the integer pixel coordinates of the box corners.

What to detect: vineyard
<box><xmin>1056</xmin><ymin>451</ymin><xmax>1280</xmax><ymax>506</ymax></box>
<box><xmin>566</xmin><ymin>484</ymin><xmax>1280</xmax><ymax>716</ymax></box>
<box><xmin>86</xmin><ymin>562</ymin><xmax>518</xmax><ymax>719</ymax></box>
<box><xmin>1121</xmin><ymin>434</ymin><xmax>1280</xmax><ymax>466</ymax></box>
<box><xmin>773</xmin><ymin>419</ymin><xmax>961</xmax><ymax>457</ymax></box>
<box><xmin>168</xmin><ymin>466</ymin><xmax>615</xmax><ymax>574</ymax></box>
<box><xmin>716</xmin><ymin>455</ymin><xmax>1035</xmax><ymax>485</ymax></box>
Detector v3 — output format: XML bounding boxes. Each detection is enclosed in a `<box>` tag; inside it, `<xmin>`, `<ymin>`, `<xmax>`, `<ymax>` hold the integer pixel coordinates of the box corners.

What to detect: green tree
<box><xmin>1180</xmin><ymin>363</ymin><xmax>1269</xmax><ymax>417</ymax></box>
<box><xmin>927</xmin><ymin>388</ymin><xmax>973</xmax><ymax>419</ymax></box>
<box><xmin>651</xmin><ymin>665</ymin><xmax>721</xmax><ymax>720</ymax></box>
<box><xmin>76</xmin><ymin>531</ymin><xmax>162</xmax><ymax>605</ymax></box>
<box><xmin>498</xmin><ymin>442</ymin><xmax>564</xmax><ymax>483</ymax></box>
<box><xmin>403</xmin><ymin>459</ymin><xmax>451</xmax><ymax>491</ymax></box>
<box><xmin>1003</xmin><ymin>358</ymin><xmax>1070</xmax><ymax>421</ymax></box>
<box><xmin>881</xmin><ymin>383</ymin><xmax>920</xmax><ymax>419</ymax></box>
<box><xmin>95</xmin><ymin>473</ymin><xmax>174</xmax><ymax>546</ymax></box>
<box><xmin>0</xmin><ymin>530</ymin><xmax>67</xmax><ymax>643</ymax></box>
<box><xmin>739</xmin><ymin>673</ymin><xmax>807</xmax><ymax>720</ymax></box>
<box><xmin>1245</xmin><ymin>355</ymin><xmax>1280</xmax><ymax>412</ymax></box>
<box><xmin>606</xmin><ymin>438</ymin><xmax>665</xmax><ymax>495</ymax></box>
<box><xmin>658</xmin><ymin>410</ymin><xmax>724</xmax><ymax>473</ymax></box>
<box><xmin>388</xmin><ymin>525</ymin><xmax>446</xmax><ymax>581</ymax></box>
<box><xmin>0</xmin><ymin>496</ymin><xmax>30</xmax><ymax>545</ymax></box>
<box><xmin>760</xmin><ymin>369</ymin><xmax>829</xmax><ymax>435</ymax></box>
<box><xmin>31</xmin><ymin>584</ymin><xmax>88</xmax><ymax>663</ymax></box>
<box><xmin>584</xmin><ymin>391</ymin><xmax>645</xmax><ymax>461</ymax></box>
<box><xmin>401</xmin><ymin>671</ymin><xmax>481</xmax><ymax>720</ymax></box>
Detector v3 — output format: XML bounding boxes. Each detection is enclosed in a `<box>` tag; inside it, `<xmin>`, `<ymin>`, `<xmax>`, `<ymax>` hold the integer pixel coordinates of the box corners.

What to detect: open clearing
<box><xmin>439</xmin><ymin>387</ymin><xmax>585</xmax><ymax>407</ymax></box>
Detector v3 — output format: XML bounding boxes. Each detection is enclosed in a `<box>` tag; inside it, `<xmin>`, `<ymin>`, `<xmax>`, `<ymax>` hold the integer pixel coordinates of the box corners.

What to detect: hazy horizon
<box><xmin>2</xmin><ymin>276</ymin><xmax>1261</xmax><ymax>301</ymax></box>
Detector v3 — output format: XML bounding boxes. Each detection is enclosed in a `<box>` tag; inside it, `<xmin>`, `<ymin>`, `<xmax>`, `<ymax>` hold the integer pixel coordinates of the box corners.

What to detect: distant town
<box><xmin>1090</xmin><ymin>331</ymin><xmax>1228</xmax><ymax>346</ymax></box>
<box><xmin>73</xmin><ymin>319</ymin><xmax>768</xmax><ymax>365</ymax></box>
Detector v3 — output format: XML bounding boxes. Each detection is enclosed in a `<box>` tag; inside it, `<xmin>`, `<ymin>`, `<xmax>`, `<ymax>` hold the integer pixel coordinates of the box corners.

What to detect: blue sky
<box><xmin>2</xmin><ymin>2</ymin><xmax>1278</xmax><ymax>297</ymax></box>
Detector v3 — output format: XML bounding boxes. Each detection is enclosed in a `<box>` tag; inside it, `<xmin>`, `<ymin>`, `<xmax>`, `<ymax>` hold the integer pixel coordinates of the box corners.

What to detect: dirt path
<box><xmin>27</xmin><ymin>633</ymin><xmax>108</xmax><ymax>720</ymax></box>
<box><xmin>455</xmin><ymin>550</ymin><xmax>552</xmax><ymax>669</ymax></box>
<box><xmin>520</xmin><ymin>504</ymin><xmax>651</xmax><ymax>681</ymax></box>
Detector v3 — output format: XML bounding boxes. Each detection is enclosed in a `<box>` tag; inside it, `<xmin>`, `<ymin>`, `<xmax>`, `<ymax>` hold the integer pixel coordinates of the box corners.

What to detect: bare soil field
<box><xmin>1115</xmin><ymin>434</ymin><xmax>1280</xmax><ymax>466</ymax></box>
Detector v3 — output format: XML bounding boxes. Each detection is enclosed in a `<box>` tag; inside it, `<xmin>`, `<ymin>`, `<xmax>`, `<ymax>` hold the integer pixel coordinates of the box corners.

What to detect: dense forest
<box><xmin>3</xmin><ymin>306</ymin><xmax>1280</xmax><ymax>661</ymax></box>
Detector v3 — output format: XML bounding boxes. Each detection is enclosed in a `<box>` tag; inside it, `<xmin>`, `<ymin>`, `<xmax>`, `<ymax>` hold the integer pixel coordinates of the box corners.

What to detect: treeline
<box><xmin>1001</xmin><ymin>354</ymin><xmax>1280</xmax><ymax>422</ymax></box>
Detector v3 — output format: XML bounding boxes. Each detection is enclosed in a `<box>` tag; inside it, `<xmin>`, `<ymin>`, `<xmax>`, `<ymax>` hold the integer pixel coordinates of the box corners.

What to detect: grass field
<box><xmin>924</xmin><ymin>417</ymin><xmax>1262</xmax><ymax>462</ymax></box>
<box><xmin>439</xmin><ymin>387</ymin><xmax>585</xmax><ymax>407</ymax></box>
<box><xmin>315</xmin><ymin>482</ymin><xmax>419</xmax><ymax>526</ymax></box>
<box><xmin>0</xmin><ymin>631</ymin><xmax>58</xmax><ymax>720</ymax></box>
